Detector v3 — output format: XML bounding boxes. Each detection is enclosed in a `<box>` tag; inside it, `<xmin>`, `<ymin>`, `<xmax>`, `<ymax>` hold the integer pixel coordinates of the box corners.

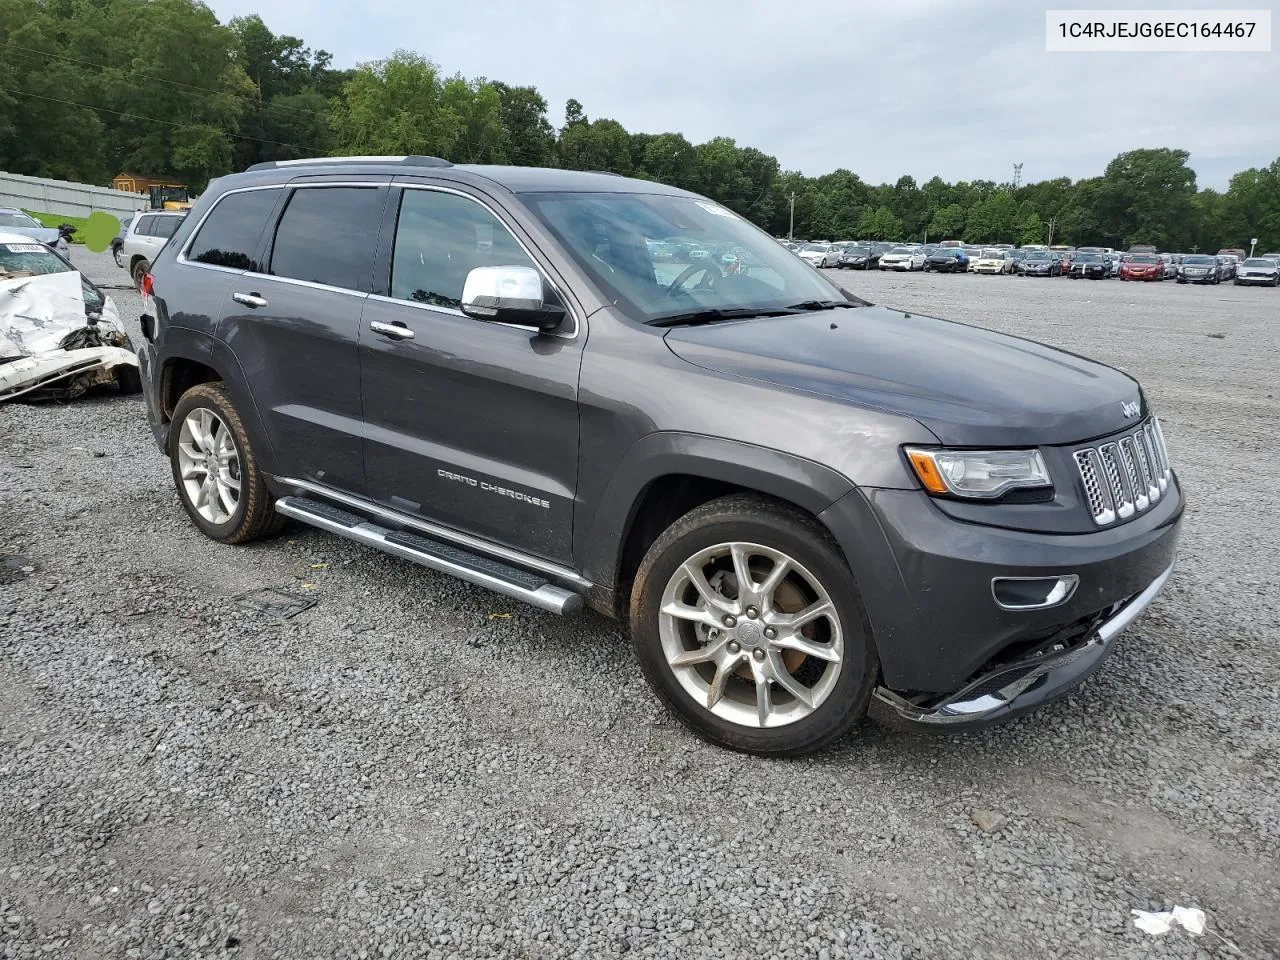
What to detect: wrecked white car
<box><xmin>0</xmin><ymin>232</ymin><xmax>140</xmax><ymax>402</ymax></box>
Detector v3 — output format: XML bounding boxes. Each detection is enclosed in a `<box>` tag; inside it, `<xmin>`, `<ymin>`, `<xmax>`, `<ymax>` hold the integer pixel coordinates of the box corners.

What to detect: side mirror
<box><xmin>461</xmin><ymin>265</ymin><xmax>565</xmax><ymax>333</ymax></box>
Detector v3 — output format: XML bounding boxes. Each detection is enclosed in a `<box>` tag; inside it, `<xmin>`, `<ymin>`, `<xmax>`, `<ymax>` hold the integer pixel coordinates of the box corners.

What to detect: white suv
<box><xmin>121</xmin><ymin>211</ymin><xmax>186</xmax><ymax>287</ymax></box>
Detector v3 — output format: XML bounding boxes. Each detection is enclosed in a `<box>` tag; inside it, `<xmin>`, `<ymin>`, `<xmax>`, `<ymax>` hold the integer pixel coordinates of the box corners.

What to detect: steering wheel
<box><xmin>665</xmin><ymin>260</ymin><xmax>724</xmax><ymax>297</ymax></box>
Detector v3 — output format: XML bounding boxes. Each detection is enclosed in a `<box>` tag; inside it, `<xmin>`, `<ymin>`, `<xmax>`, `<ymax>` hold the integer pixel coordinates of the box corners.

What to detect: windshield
<box><xmin>800</xmin><ymin>243</ymin><xmax>829</xmax><ymax>252</ymax></box>
<box><xmin>0</xmin><ymin>212</ymin><xmax>42</xmax><ymax>229</ymax></box>
<box><xmin>1076</xmin><ymin>253</ymin><xmax>1103</xmax><ymax>263</ymax></box>
<box><xmin>1183</xmin><ymin>255</ymin><xmax>1214</xmax><ymax>264</ymax></box>
<box><xmin>980</xmin><ymin>251</ymin><xmax>1004</xmax><ymax>259</ymax></box>
<box><xmin>525</xmin><ymin>192</ymin><xmax>848</xmax><ymax>324</ymax></box>
<box><xmin>1129</xmin><ymin>255</ymin><xmax>1160</xmax><ymax>264</ymax></box>
<box><xmin>1243</xmin><ymin>259</ymin><xmax>1273</xmax><ymax>267</ymax></box>
<box><xmin>1025</xmin><ymin>252</ymin><xmax>1050</xmax><ymax>260</ymax></box>
<box><xmin>887</xmin><ymin>247</ymin><xmax>914</xmax><ymax>255</ymax></box>
<box><xmin>844</xmin><ymin>245</ymin><xmax>871</xmax><ymax>255</ymax></box>
<box><xmin>0</xmin><ymin>242</ymin><xmax>73</xmax><ymax>278</ymax></box>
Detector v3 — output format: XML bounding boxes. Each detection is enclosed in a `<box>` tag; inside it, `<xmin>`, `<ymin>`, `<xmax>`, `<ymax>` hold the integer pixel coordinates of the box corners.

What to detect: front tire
<box><xmin>168</xmin><ymin>382</ymin><xmax>284</xmax><ymax>544</ymax></box>
<box><xmin>629</xmin><ymin>494</ymin><xmax>878</xmax><ymax>756</ymax></box>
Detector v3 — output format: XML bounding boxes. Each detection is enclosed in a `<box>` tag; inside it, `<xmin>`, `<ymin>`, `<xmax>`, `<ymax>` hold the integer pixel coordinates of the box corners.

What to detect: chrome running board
<box><xmin>275</xmin><ymin>496</ymin><xmax>582</xmax><ymax>615</ymax></box>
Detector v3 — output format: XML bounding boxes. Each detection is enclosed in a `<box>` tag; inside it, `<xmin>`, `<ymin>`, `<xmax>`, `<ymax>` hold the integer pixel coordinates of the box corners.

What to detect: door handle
<box><xmin>232</xmin><ymin>291</ymin><xmax>268</xmax><ymax>308</ymax></box>
<box><xmin>370</xmin><ymin>319</ymin><xmax>415</xmax><ymax>341</ymax></box>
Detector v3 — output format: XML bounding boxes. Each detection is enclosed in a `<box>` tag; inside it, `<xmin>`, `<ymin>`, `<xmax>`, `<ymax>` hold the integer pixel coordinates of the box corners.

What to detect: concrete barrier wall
<box><xmin>0</xmin><ymin>171</ymin><xmax>149</xmax><ymax>219</ymax></box>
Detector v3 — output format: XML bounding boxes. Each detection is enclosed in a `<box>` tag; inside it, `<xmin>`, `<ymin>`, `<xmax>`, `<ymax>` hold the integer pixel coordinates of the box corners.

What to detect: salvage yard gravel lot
<box><xmin>2</xmin><ymin>249</ymin><xmax>1278</xmax><ymax>959</ymax></box>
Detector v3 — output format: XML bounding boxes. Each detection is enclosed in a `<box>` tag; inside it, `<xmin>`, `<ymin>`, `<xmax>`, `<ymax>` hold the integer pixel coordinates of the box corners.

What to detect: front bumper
<box><xmin>1236</xmin><ymin>275</ymin><xmax>1277</xmax><ymax>285</ymax></box>
<box><xmin>819</xmin><ymin>478</ymin><xmax>1182</xmax><ymax>703</ymax></box>
<box><xmin>872</xmin><ymin>561</ymin><xmax>1174</xmax><ymax>727</ymax></box>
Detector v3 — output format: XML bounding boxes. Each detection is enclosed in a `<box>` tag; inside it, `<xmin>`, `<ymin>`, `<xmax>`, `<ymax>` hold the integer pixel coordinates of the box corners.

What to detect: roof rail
<box><xmin>245</xmin><ymin>155</ymin><xmax>453</xmax><ymax>172</ymax></box>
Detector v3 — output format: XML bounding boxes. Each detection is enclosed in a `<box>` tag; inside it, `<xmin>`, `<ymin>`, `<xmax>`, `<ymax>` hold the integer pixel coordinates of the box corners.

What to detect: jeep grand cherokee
<box><xmin>136</xmin><ymin>157</ymin><xmax>1182</xmax><ymax>755</ymax></box>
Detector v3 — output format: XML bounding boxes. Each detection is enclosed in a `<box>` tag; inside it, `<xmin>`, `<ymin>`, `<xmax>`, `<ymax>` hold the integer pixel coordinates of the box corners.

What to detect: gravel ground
<box><xmin>1</xmin><ymin>250</ymin><xmax>1277</xmax><ymax>960</ymax></box>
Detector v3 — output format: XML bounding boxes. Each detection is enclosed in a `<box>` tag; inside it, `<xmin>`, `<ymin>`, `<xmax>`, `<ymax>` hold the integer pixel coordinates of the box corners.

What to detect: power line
<box><xmin>0</xmin><ymin>42</ymin><xmax>331</xmax><ymax>120</ymax></box>
<box><xmin>0</xmin><ymin>86</ymin><xmax>307</xmax><ymax>151</ymax></box>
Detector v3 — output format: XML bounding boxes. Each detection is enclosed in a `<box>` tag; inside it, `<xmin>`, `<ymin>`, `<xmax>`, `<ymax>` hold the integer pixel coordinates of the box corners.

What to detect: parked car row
<box><xmin>779</xmin><ymin>237</ymin><xmax>1280</xmax><ymax>288</ymax></box>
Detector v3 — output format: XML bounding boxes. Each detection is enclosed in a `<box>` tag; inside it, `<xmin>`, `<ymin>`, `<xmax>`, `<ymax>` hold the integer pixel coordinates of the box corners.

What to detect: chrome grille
<box><xmin>1098</xmin><ymin>443</ymin><xmax>1134</xmax><ymax>519</ymax></box>
<box><xmin>1075</xmin><ymin>419</ymin><xmax>1172</xmax><ymax>526</ymax></box>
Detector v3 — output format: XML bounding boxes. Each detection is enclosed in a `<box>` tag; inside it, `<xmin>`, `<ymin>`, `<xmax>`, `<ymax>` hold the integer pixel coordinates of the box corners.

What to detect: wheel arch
<box><xmin>156</xmin><ymin>338</ymin><xmax>280</xmax><ymax>477</ymax></box>
<box><xmin>576</xmin><ymin>432</ymin><xmax>856</xmax><ymax>617</ymax></box>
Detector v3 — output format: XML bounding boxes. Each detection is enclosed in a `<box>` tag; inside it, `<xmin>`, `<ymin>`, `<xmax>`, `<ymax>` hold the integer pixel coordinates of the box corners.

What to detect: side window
<box><xmin>134</xmin><ymin>216</ymin><xmax>155</xmax><ymax>237</ymax></box>
<box><xmin>186</xmin><ymin>189</ymin><xmax>280</xmax><ymax>272</ymax></box>
<box><xmin>269</xmin><ymin>187</ymin><xmax>382</xmax><ymax>292</ymax></box>
<box><xmin>390</xmin><ymin>189</ymin><xmax>536</xmax><ymax>309</ymax></box>
<box><xmin>153</xmin><ymin>216</ymin><xmax>181</xmax><ymax>239</ymax></box>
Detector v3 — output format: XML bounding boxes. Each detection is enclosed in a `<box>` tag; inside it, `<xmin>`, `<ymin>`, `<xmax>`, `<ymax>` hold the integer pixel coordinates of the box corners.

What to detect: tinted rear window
<box><xmin>269</xmin><ymin>186</ymin><xmax>383</xmax><ymax>292</ymax></box>
<box><xmin>186</xmin><ymin>189</ymin><xmax>281</xmax><ymax>271</ymax></box>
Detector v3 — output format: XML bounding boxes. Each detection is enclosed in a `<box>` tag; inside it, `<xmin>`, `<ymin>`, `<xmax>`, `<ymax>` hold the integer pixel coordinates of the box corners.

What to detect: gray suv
<box><xmin>136</xmin><ymin>157</ymin><xmax>1183</xmax><ymax>755</ymax></box>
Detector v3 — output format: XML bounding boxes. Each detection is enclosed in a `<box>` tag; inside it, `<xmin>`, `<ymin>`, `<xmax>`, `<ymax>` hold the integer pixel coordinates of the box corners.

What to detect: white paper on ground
<box><xmin>1131</xmin><ymin>906</ymin><xmax>1206</xmax><ymax>936</ymax></box>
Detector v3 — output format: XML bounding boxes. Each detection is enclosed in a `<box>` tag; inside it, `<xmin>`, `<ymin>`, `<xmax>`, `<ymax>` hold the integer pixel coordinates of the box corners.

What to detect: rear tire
<box><xmin>168</xmin><ymin>382</ymin><xmax>284</xmax><ymax>544</ymax></box>
<box><xmin>629</xmin><ymin>494</ymin><xmax>878</xmax><ymax>756</ymax></box>
<box><xmin>131</xmin><ymin>258</ymin><xmax>150</xmax><ymax>290</ymax></box>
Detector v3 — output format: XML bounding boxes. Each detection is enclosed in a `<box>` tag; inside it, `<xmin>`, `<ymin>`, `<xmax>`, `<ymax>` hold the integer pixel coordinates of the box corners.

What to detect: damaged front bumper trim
<box><xmin>873</xmin><ymin>561</ymin><xmax>1175</xmax><ymax>727</ymax></box>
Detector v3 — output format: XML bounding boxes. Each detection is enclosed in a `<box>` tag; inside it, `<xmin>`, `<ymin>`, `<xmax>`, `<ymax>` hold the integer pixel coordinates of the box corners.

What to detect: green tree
<box><xmin>964</xmin><ymin>192</ymin><xmax>1018</xmax><ymax>244</ymax></box>
<box><xmin>1097</xmin><ymin>148</ymin><xmax>1197</xmax><ymax>249</ymax></box>
<box><xmin>927</xmin><ymin>203</ymin><xmax>965</xmax><ymax>241</ymax></box>
<box><xmin>560</xmin><ymin>118</ymin><xmax>632</xmax><ymax>174</ymax></box>
<box><xmin>638</xmin><ymin>132</ymin><xmax>697</xmax><ymax>189</ymax></box>
<box><xmin>1017</xmin><ymin>211</ymin><xmax>1045</xmax><ymax>246</ymax></box>
<box><xmin>330</xmin><ymin>51</ymin><xmax>463</xmax><ymax>158</ymax></box>
<box><xmin>492</xmin><ymin>83</ymin><xmax>555</xmax><ymax>167</ymax></box>
<box><xmin>856</xmin><ymin>206</ymin><xmax>903</xmax><ymax>240</ymax></box>
<box><xmin>1218</xmin><ymin>160</ymin><xmax>1280</xmax><ymax>252</ymax></box>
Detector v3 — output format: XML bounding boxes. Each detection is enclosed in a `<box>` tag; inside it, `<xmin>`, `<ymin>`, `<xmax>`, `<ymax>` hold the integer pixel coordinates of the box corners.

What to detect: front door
<box><xmin>358</xmin><ymin>185</ymin><xmax>582</xmax><ymax>563</ymax></box>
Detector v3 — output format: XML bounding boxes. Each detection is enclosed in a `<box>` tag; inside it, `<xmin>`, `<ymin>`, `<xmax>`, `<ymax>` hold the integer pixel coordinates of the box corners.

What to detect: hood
<box><xmin>1</xmin><ymin>271</ymin><xmax>96</xmax><ymax>358</ymax></box>
<box><xmin>6</xmin><ymin>226</ymin><xmax>59</xmax><ymax>245</ymax></box>
<box><xmin>663</xmin><ymin>306</ymin><xmax>1142</xmax><ymax>446</ymax></box>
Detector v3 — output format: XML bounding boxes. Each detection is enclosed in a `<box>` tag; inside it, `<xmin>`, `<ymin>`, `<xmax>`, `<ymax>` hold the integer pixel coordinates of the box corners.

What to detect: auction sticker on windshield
<box><xmin>1046</xmin><ymin>9</ymin><xmax>1271</xmax><ymax>51</ymax></box>
<box><xmin>695</xmin><ymin>201</ymin><xmax>739</xmax><ymax>219</ymax></box>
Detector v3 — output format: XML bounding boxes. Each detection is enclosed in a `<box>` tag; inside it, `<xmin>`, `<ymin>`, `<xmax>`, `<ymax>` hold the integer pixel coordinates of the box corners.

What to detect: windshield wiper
<box><xmin>650</xmin><ymin>307</ymin><xmax>797</xmax><ymax>328</ymax></box>
<box><xmin>784</xmin><ymin>299</ymin><xmax>860</xmax><ymax>311</ymax></box>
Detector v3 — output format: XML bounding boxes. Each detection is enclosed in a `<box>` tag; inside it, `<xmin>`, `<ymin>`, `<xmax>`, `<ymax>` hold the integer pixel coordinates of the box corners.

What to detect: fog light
<box><xmin>991</xmin><ymin>575</ymin><xmax>1079</xmax><ymax>611</ymax></box>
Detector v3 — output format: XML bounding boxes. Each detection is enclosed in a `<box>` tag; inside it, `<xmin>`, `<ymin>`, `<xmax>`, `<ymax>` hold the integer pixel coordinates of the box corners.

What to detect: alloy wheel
<box><xmin>657</xmin><ymin>542</ymin><xmax>844</xmax><ymax>729</ymax></box>
<box><xmin>176</xmin><ymin>408</ymin><xmax>241</xmax><ymax>524</ymax></box>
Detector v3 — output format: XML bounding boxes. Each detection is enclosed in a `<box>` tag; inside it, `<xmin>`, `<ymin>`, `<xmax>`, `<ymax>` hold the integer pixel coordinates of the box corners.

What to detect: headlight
<box><xmin>905</xmin><ymin>448</ymin><xmax>1051</xmax><ymax>499</ymax></box>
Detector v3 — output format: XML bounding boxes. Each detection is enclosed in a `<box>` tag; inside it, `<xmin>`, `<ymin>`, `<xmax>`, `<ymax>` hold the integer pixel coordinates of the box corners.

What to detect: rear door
<box><xmin>214</xmin><ymin>181</ymin><xmax>388</xmax><ymax>495</ymax></box>
<box><xmin>357</xmin><ymin>183</ymin><xmax>582</xmax><ymax>563</ymax></box>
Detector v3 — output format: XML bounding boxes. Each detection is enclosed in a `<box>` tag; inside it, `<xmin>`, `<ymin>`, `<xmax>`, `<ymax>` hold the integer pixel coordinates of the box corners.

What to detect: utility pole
<box><xmin>1046</xmin><ymin>216</ymin><xmax>1056</xmax><ymax>247</ymax></box>
<box><xmin>789</xmin><ymin>192</ymin><xmax>796</xmax><ymax>241</ymax></box>
<box><xmin>1012</xmin><ymin>162</ymin><xmax>1023</xmax><ymax>190</ymax></box>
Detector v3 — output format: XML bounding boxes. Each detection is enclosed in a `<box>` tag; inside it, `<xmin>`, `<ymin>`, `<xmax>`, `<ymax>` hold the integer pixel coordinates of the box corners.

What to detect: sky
<box><xmin>205</xmin><ymin>0</ymin><xmax>1278</xmax><ymax>190</ymax></box>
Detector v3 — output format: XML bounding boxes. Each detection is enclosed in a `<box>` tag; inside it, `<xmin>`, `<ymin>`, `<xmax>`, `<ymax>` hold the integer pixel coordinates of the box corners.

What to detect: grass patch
<box><xmin>21</xmin><ymin>210</ymin><xmax>91</xmax><ymax>243</ymax></box>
